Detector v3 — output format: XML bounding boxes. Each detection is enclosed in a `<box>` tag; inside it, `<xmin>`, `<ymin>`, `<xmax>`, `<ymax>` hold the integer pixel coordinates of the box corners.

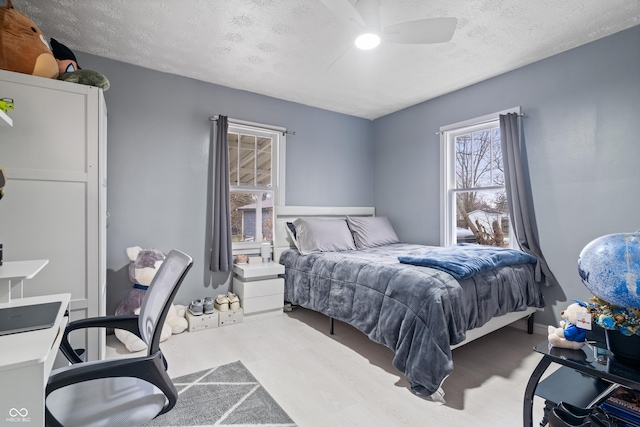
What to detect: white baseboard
<box><xmin>508</xmin><ymin>317</ymin><xmax>547</xmax><ymax>336</ymax></box>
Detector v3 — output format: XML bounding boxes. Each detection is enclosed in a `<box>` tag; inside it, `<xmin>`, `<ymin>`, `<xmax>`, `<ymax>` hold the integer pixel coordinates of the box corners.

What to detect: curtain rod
<box><xmin>435</xmin><ymin>113</ymin><xmax>525</xmax><ymax>135</ymax></box>
<box><xmin>209</xmin><ymin>115</ymin><xmax>296</xmax><ymax>136</ymax></box>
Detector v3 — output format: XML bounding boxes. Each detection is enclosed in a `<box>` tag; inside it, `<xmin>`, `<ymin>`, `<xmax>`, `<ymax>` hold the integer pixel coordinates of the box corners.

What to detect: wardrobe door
<box><xmin>0</xmin><ymin>70</ymin><xmax>106</xmax><ymax>361</ymax></box>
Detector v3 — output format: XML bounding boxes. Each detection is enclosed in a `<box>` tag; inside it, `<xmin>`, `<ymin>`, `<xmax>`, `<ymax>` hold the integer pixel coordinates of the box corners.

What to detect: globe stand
<box><xmin>605</xmin><ymin>329</ymin><xmax>640</xmax><ymax>366</ymax></box>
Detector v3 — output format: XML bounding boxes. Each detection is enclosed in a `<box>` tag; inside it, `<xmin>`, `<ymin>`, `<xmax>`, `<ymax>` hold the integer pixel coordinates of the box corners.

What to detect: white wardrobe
<box><xmin>0</xmin><ymin>69</ymin><xmax>107</xmax><ymax>361</ymax></box>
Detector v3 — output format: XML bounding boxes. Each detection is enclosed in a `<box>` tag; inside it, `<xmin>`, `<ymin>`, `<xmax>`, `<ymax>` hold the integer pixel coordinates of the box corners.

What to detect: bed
<box><xmin>274</xmin><ymin>206</ymin><xmax>545</xmax><ymax>401</ymax></box>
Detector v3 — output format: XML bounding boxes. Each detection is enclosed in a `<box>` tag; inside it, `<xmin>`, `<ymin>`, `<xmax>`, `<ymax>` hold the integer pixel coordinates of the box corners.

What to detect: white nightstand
<box><xmin>232</xmin><ymin>261</ymin><xmax>285</xmax><ymax>316</ymax></box>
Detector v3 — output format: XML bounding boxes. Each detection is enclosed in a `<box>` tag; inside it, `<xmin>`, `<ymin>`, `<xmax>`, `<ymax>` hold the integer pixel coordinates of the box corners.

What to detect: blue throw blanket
<box><xmin>398</xmin><ymin>244</ymin><xmax>537</xmax><ymax>280</ymax></box>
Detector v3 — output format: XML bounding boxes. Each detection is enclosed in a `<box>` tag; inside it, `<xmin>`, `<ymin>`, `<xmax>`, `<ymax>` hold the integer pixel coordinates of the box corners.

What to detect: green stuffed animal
<box><xmin>59</xmin><ymin>69</ymin><xmax>110</xmax><ymax>91</ymax></box>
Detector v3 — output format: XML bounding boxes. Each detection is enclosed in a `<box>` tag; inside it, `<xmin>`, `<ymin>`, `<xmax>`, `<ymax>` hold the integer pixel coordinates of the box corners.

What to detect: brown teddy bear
<box><xmin>0</xmin><ymin>0</ymin><xmax>58</xmax><ymax>78</ymax></box>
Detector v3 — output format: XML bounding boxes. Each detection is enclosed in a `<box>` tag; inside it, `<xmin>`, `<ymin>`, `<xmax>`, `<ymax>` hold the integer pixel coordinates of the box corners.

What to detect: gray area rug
<box><xmin>143</xmin><ymin>361</ymin><xmax>297</xmax><ymax>426</ymax></box>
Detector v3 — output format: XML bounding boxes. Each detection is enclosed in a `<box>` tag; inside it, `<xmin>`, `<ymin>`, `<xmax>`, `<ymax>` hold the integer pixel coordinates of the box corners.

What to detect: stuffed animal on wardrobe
<box><xmin>49</xmin><ymin>37</ymin><xmax>110</xmax><ymax>90</ymax></box>
<box><xmin>0</xmin><ymin>0</ymin><xmax>58</xmax><ymax>78</ymax></box>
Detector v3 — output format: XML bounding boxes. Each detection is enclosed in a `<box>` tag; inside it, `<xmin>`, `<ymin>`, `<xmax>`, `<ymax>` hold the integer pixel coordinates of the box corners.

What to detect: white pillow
<box><xmin>346</xmin><ymin>216</ymin><xmax>400</xmax><ymax>249</ymax></box>
<box><xmin>292</xmin><ymin>218</ymin><xmax>356</xmax><ymax>255</ymax></box>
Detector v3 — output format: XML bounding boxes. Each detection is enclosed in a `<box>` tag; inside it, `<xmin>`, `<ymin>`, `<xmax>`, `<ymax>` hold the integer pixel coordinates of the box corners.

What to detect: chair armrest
<box><xmin>46</xmin><ymin>351</ymin><xmax>178</xmax><ymax>425</ymax></box>
<box><xmin>66</xmin><ymin>314</ymin><xmax>140</xmax><ymax>333</ymax></box>
<box><xmin>48</xmin><ymin>351</ymin><xmax>166</xmax><ymax>391</ymax></box>
<box><xmin>60</xmin><ymin>315</ymin><xmax>140</xmax><ymax>364</ymax></box>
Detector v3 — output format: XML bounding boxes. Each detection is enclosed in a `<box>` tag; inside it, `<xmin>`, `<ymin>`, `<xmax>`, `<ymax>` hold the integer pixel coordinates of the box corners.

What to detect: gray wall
<box><xmin>75</xmin><ymin>52</ymin><xmax>373</xmax><ymax>313</ymax></box>
<box><xmin>372</xmin><ymin>25</ymin><xmax>640</xmax><ymax>325</ymax></box>
<box><xmin>78</xmin><ymin>24</ymin><xmax>639</xmax><ymax>325</ymax></box>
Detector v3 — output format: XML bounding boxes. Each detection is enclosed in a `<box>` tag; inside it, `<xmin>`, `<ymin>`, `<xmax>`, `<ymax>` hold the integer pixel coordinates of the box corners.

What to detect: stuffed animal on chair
<box><xmin>0</xmin><ymin>0</ymin><xmax>58</xmax><ymax>78</ymax></box>
<box><xmin>114</xmin><ymin>246</ymin><xmax>188</xmax><ymax>352</ymax></box>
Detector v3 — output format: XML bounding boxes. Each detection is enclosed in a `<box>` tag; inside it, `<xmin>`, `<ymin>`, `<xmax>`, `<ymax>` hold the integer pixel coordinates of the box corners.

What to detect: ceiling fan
<box><xmin>320</xmin><ymin>0</ymin><xmax>457</xmax><ymax>50</ymax></box>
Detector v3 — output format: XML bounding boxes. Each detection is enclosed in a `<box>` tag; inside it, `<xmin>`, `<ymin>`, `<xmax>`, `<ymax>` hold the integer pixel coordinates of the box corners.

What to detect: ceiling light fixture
<box><xmin>355</xmin><ymin>32</ymin><xmax>380</xmax><ymax>49</ymax></box>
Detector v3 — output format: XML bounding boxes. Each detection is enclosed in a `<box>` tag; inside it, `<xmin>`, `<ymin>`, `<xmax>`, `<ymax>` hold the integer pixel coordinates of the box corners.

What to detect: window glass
<box><xmin>230</xmin><ymin>191</ymin><xmax>273</xmax><ymax>243</ymax></box>
<box><xmin>442</xmin><ymin>113</ymin><xmax>516</xmax><ymax>248</ymax></box>
<box><xmin>455</xmin><ymin>189</ymin><xmax>509</xmax><ymax>247</ymax></box>
<box><xmin>226</xmin><ymin>123</ymin><xmax>283</xmax><ymax>248</ymax></box>
<box><xmin>238</xmin><ymin>134</ymin><xmax>257</xmax><ymax>186</ymax></box>
<box><xmin>229</xmin><ymin>133</ymin><xmax>239</xmax><ymax>186</ymax></box>
<box><xmin>256</xmin><ymin>137</ymin><xmax>271</xmax><ymax>188</ymax></box>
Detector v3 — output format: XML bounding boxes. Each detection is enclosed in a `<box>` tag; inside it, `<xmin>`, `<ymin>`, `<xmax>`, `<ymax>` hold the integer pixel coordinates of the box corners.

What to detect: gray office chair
<box><xmin>45</xmin><ymin>249</ymin><xmax>193</xmax><ymax>427</ymax></box>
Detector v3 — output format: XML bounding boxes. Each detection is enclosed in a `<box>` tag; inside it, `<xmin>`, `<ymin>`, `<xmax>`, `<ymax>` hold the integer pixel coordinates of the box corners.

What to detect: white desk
<box><xmin>0</xmin><ymin>293</ymin><xmax>70</xmax><ymax>426</ymax></box>
<box><xmin>0</xmin><ymin>260</ymin><xmax>49</xmax><ymax>303</ymax></box>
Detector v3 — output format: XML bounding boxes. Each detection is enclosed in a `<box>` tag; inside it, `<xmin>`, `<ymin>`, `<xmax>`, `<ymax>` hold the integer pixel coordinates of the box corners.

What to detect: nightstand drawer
<box><xmin>233</xmin><ymin>277</ymin><xmax>284</xmax><ymax>299</ymax></box>
<box><xmin>233</xmin><ymin>261</ymin><xmax>284</xmax><ymax>280</ymax></box>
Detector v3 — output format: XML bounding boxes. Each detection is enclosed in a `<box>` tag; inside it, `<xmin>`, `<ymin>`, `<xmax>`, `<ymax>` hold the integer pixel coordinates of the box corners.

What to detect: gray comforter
<box><xmin>280</xmin><ymin>243</ymin><xmax>545</xmax><ymax>396</ymax></box>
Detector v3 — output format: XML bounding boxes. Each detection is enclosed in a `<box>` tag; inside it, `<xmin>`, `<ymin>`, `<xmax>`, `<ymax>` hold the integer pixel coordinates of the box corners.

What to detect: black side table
<box><xmin>523</xmin><ymin>341</ymin><xmax>640</xmax><ymax>427</ymax></box>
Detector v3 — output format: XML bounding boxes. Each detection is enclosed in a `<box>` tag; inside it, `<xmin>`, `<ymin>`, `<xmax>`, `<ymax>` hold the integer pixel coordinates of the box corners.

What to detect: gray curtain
<box><xmin>209</xmin><ymin>115</ymin><xmax>233</xmax><ymax>272</ymax></box>
<box><xmin>500</xmin><ymin>113</ymin><xmax>557</xmax><ymax>286</ymax></box>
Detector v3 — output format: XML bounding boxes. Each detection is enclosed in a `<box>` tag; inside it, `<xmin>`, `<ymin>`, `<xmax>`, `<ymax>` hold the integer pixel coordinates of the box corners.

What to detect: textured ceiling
<box><xmin>14</xmin><ymin>0</ymin><xmax>640</xmax><ymax>120</ymax></box>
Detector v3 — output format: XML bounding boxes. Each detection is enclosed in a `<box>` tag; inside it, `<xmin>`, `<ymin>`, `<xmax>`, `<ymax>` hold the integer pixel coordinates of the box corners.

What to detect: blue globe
<box><xmin>578</xmin><ymin>232</ymin><xmax>640</xmax><ymax>309</ymax></box>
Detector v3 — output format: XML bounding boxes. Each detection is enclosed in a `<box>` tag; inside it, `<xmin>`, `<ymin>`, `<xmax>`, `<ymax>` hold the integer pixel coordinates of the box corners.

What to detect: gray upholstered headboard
<box><xmin>273</xmin><ymin>206</ymin><xmax>375</xmax><ymax>262</ymax></box>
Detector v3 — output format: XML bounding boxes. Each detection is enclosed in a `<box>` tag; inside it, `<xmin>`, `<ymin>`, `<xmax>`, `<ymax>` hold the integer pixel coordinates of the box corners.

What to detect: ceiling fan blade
<box><xmin>382</xmin><ymin>17</ymin><xmax>457</xmax><ymax>44</ymax></box>
<box><xmin>319</xmin><ymin>0</ymin><xmax>365</xmax><ymax>28</ymax></box>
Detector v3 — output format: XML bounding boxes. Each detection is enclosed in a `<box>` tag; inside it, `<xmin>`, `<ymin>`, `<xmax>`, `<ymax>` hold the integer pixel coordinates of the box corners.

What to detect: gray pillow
<box><xmin>292</xmin><ymin>217</ymin><xmax>356</xmax><ymax>255</ymax></box>
<box><xmin>346</xmin><ymin>216</ymin><xmax>400</xmax><ymax>249</ymax></box>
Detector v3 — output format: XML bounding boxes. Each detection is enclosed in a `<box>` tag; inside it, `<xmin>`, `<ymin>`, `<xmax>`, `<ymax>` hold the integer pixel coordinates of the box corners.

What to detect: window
<box><xmin>440</xmin><ymin>108</ymin><xmax>519</xmax><ymax>247</ymax></box>
<box><xmin>228</xmin><ymin>122</ymin><xmax>285</xmax><ymax>250</ymax></box>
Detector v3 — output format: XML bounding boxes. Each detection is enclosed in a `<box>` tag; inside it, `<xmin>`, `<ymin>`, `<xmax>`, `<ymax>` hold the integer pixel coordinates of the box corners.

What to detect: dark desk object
<box><xmin>0</xmin><ymin>301</ymin><xmax>61</xmax><ymax>335</ymax></box>
<box><xmin>524</xmin><ymin>340</ymin><xmax>640</xmax><ymax>427</ymax></box>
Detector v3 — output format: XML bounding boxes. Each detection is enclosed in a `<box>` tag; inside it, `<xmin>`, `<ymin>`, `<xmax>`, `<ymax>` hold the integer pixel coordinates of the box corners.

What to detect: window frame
<box><xmin>439</xmin><ymin>107</ymin><xmax>520</xmax><ymax>247</ymax></box>
<box><xmin>225</xmin><ymin>120</ymin><xmax>286</xmax><ymax>252</ymax></box>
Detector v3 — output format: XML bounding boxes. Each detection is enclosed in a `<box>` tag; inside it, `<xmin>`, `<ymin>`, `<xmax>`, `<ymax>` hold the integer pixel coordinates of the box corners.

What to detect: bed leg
<box><xmin>527</xmin><ymin>312</ymin><xmax>535</xmax><ymax>334</ymax></box>
<box><xmin>330</xmin><ymin>317</ymin><xmax>334</xmax><ymax>335</ymax></box>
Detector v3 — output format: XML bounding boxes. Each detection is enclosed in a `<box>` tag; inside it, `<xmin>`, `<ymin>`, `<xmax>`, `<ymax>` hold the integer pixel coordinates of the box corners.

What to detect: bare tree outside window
<box><xmin>230</xmin><ymin>192</ymin><xmax>254</xmax><ymax>242</ymax></box>
<box><xmin>454</xmin><ymin>126</ymin><xmax>509</xmax><ymax>247</ymax></box>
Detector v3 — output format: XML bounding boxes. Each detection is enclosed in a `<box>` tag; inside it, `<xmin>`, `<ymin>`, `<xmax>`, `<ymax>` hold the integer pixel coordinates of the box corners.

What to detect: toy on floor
<box><xmin>50</xmin><ymin>38</ymin><xmax>110</xmax><ymax>90</ymax></box>
<box><xmin>114</xmin><ymin>246</ymin><xmax>188</xmax><ymax>352</ymax></box>
<box><xmin>0</xmin><ymin>0</ymin><xmax>58</xmax><ymax>78</ymax></box>
<box><xmin>547</xmin><ymin>301</ymin><xmax>589</xmax><ymax>350</ymax></box>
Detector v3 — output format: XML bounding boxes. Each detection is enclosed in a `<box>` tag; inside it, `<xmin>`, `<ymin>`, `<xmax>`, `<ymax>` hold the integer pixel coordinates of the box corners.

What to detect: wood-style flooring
<box><xmin>106</xmin><ymin>307</ymin><xmax>552</xmax><ymax>426</ymax></box>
